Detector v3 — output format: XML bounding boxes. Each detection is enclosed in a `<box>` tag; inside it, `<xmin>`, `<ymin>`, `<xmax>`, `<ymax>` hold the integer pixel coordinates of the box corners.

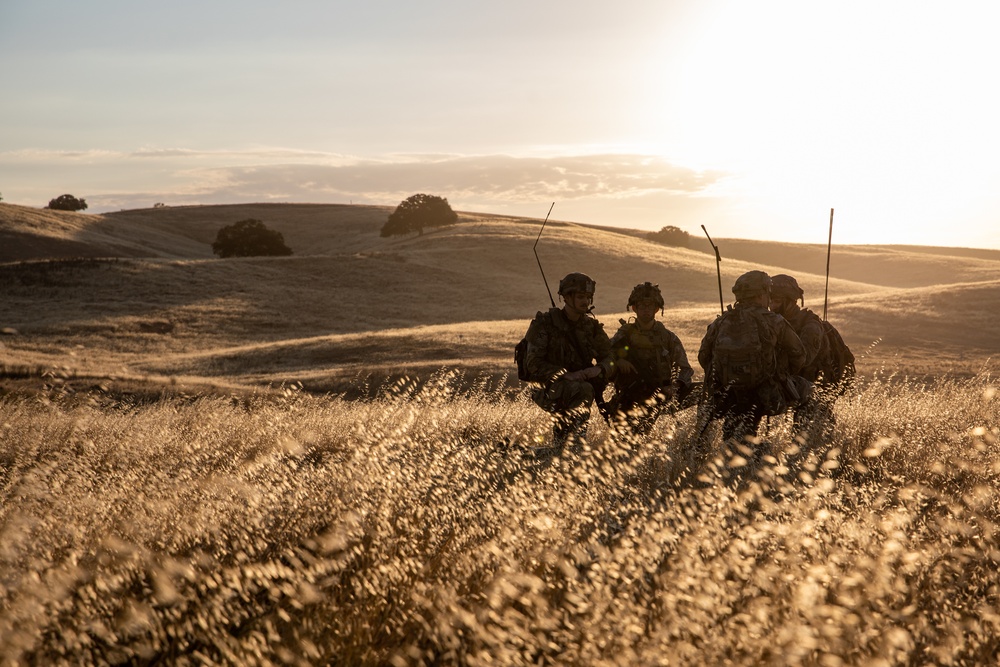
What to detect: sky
<box><xmin>2</xmin><ymin>0</ymin><xmax>1000</xmax><ymax>249</ymax></box>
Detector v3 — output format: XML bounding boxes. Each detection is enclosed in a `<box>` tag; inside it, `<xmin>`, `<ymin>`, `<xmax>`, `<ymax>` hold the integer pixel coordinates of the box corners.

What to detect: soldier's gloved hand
<box><xmin>564</xmin><ymin>366</ymin><xmax>602</xmax><ymax>382</ymax></box>
<box><xmin>615</xmin><ymin>359</ymin><xmax>637</xmax><ymax>377</ymax></box>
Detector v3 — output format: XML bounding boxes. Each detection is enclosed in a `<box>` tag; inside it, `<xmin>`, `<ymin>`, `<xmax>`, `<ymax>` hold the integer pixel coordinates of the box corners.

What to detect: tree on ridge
<box><xmin>47</xmin><ymin>194</ymin><xmax>88</xmax><ymax>211</ymax></box>
<box><xmin>211</xmin><ymin>219</ymin><xmax>293</xmax><ymax>258</ymax></box>
<box><xmin>381</xmin><ymin>194</ymin><xmax>457</xmax><ymax>237</ymax></box>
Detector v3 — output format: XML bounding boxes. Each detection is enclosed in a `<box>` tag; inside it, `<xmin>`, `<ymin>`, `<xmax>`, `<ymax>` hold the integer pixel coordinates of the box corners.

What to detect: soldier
<box><xmin>523</xmin><ymin>272</ymin><xmax>616</xmax><ymax>452</ymax></box>
<box><xmin>609</xmin><ymin>282</ymin><xmax>695</xmax><ymax>436</ymax></box>
<box><xmin>698</xmin><ymin>270</ymin><xmax>808</xmax><ymax>444</ymax></box>
<box><xmin>769</xmin><ymin>274</ymin><xmax>850</xmax><ymax>441</ymax></box>
<box><xmin>769</xmin><ymin>275</ymin><xmax>826</xmax><ymax>383</ymax></box>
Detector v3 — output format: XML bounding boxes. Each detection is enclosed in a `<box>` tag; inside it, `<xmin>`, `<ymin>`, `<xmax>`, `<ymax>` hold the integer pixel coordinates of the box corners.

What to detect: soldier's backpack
<box><xmin>710</xmin><ymin>307</ymin><xmax>777</xmax><ymax>389</ymax></box>
<box><xmin>514</xmin><ymin>336</ymin><xmax>530</xmax><ymax>381</ymax></box>
<box><xmin>819</xmin><ymin>321</ymin><xmax>855</xmax><ymax>391</ymax></box>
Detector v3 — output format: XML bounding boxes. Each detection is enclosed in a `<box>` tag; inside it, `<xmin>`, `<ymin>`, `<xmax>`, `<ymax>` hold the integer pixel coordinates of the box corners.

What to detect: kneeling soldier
<box><xmin>523</xmin><ymin>272</ymin><xmax>615</xmax><ymax>454</ymax></box>
<box><xmin>610</xmin><ymin>282</ymin><xmax>694</xmax><ymax>435</ymax></box>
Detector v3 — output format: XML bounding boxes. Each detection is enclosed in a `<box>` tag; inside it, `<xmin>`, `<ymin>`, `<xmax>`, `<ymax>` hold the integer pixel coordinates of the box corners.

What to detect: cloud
<box><xmin>129</xmin><ymin>147</ymin><xmax>344</xmax><ymax>161</ymax></box>
<box><xmin>0</xmin><ymin>147</ymin><xmax>350</xmax><ymax>163</ymax></box>
<box><xmin>0</xmin><ymin>149</ymin><xmax>128</xmax><ymax>161</ymax></box>
<box><xmin>0</xmin><ymin>149</ymin><xmax>730</xmax><ymax>230</ymax></box>
<box><xmin>143</xmin><ymin>153</ymin><xmax>727</xmax><ymax>205</ymax></box>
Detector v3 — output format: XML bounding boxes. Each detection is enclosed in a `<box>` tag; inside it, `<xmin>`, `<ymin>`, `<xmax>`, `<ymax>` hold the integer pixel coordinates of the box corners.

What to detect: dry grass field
<box><xmin>1</xmin><ymin>202</ymin><xmax>999</xmax><ymax>664</ymax></box>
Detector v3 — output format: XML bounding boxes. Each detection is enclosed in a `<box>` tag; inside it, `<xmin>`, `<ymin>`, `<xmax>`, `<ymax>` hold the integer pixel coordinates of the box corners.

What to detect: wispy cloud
<box><xmin>0</xmin><ymin>147</ymin><xmax>352</xmax><ymax>163</ymax></box>
<box><xmin>148</xmin><ymin>153</ymin><xmax>727</xmax><ymax>204</ymax></box>
<box><xmin>129</xmin><ymin>147</ymin><xmax>346</xmax><ymax>161</ymax></box>
<box><xmin>0</xmin><ymin>149</ymin><xmax>730</xmax><ymax>229</ymax></box>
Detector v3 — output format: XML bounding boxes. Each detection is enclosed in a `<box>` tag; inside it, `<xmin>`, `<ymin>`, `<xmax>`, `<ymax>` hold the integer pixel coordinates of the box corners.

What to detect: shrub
<box><xmin>381</xmin><ymin>193</ymin><xmax>457</xmax><ymax>237</ymax></box>
<box><xmin>647</xmin><ymin>225</ymin><xmax>690</xmax><ymax>248</ymax></box>
<box><xmin>46</xmin><ymin>194</ymin><xmax>88</xmax><ymax>212</ymax></box>
<box><xmin>211</xmin><ymin>218</ymin><xmax>293</xmax><ymax>258</ymax></box>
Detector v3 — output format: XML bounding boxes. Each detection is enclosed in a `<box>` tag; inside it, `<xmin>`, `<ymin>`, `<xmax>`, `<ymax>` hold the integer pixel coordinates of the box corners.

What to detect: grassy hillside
<box><xmin>694</xmin><ymin>237</ymin><xmax>1000</xmax><ymax>289</ymax></box>
<box><xmin>1</xmin><ymin>202</ymin><xmax>997</xmax><ymax>395</ymax></box>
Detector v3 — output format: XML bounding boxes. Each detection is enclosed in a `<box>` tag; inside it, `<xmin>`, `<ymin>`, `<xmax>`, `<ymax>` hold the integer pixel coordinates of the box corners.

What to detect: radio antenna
<box><xmin>702</xmin><ymin>225</ymin><xmax>724</xmax><ymax>315</ymax></box>
<box><xmin>823</xmin><ymin>208</ymin><xmax>834</xmax><ymax>321</ymax></box>
<box><xmin>533</xmin><ymin>202</ymin><xmax>556</xmax><ymax>307</ymax></box>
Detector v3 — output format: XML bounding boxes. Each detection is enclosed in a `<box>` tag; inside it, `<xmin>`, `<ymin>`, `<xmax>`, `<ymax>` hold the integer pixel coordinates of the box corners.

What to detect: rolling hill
<box><xmin>1</xmin><ymin>201</ymin><xmax>997</xmax><ymax>395</ymax></box>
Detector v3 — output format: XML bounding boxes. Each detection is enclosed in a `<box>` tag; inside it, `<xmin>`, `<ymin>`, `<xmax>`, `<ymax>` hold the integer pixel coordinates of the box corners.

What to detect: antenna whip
<box><xmin>823</xmin><ymin>208</ymin><xmax>833</xmax><ymax>321</ymax></box>
<box><xmin>534</xmin><ymin>202</ymin><xmax>556</xmax><ymax>308</ymax></box>
<box><xmin>702</xmin><ymin>225</ymin><xmax>724</xmax><ymax>315</ymax></box>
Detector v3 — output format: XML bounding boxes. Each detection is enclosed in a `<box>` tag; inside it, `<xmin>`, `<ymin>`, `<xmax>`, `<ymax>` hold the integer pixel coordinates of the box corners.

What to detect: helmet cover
<box><xmin>627</xmin><ymin>281</ymin><xmax>665</xmax><ymax>309</ymax></box>
<box><xmin>732</xmin><ymin>270</ymin><xmax>772</xmax><ymax>299</ymax></box>
<box><xmin>558</xmin><ymin>272</ymin><xmax>596</xmax><ymax>296</ymax></box>
<box><xmin>770</xmin><ymin>274</ymin><xmax>804</xmax><ymax>301</ymax></box>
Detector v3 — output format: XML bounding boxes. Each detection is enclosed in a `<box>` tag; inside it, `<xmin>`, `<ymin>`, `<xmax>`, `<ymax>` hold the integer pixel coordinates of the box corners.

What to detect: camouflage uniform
<box><xmin>698</xmin><ymin>271</ymin><xmax>807</xmax><ymax>444</ymax></box>
<box><xmin>770</xmin><ymin>274</ymin><xmax>833</xmax><ymax>441</ymax></box>
<box><xmin>610</xmin><ymin>318</ymin><xmax>694</xmax><ymax>435</ymax></box>
<box><xmin>770</xmin><ymin>275</ymin><xmax>826</xmax><ymax>381</ymax></box>
<box><xmin>523</xmin><ymin>273</ymin><xmax>615</xmax><ymax>451</ymax></box>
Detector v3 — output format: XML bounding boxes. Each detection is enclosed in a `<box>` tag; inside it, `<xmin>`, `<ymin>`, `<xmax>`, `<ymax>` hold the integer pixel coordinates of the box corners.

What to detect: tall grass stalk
<box><xmin>1</xmin><ymin>371</ymin><xmax>998</xmax><ymax>665</ymax></box>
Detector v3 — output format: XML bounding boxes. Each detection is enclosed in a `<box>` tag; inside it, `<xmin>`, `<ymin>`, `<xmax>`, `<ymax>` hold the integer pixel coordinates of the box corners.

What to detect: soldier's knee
<box><xmin>560</xmin><ymin>379</ymin><xmax>595</xmax><ymax>410</ymax></box>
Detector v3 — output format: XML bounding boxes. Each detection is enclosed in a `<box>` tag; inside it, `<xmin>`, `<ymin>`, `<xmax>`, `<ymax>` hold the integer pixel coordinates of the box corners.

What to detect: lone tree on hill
<box><xmin>211</xmin><ymin>219</ymin><xmax>293</xmax><ymax>258</ymax></box>
<box><xmin>647</xmin><ymin>225</ymin><xmax>691</xmax><ymax>248</ymax></box>
<box><xmin>380</xmin><ymin>193</ymin><xmax>457</xmax><ymax>237</ymax></box>
<box><xmin>47</xmin><ymin>194</ymin><xmax>88</xmax><ymax>211</ymax></box>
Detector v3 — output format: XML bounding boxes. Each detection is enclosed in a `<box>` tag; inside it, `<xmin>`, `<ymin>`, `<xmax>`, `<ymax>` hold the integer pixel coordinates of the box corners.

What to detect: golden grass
<box><xmin>1</xmin><ymin>371</ymin><xmax>999</xmax><ymax>664</ymax></box>
<box><xmin>3</xmin><ymin>202</ymin><xmax>999</xmax><ymax>662</ymax></box>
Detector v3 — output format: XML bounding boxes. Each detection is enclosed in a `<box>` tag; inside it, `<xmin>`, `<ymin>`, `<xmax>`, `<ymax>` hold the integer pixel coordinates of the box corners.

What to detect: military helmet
<box><xmin>732</xmin><ymin>270</ymin><xmax>772</xmax><ymax>299</ymax></box>
<box><xmin>558</xmin><ymin>272</ymin><xmax>596</xmax><ymax>296</ymax></box>
<box><xmin>770</xmin><ymin>274</ymin><xmax>804</xmax><ymax>301</ymax></box>
<box><xmin>627</xmin><ymin>281</ymin><xmax>664</xmax><ymax>309</ymax></box>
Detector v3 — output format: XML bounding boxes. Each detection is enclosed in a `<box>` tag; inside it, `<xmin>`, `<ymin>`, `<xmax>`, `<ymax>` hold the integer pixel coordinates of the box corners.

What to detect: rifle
<box><xmin>702</xmin><ymin>225</ymin><xmax>724</xmax><ymax>315</ymax></box>
<box><xmin>823</xmin><ymin>208</ymin><xmax>833</xmax><ymax>321</ymax></box>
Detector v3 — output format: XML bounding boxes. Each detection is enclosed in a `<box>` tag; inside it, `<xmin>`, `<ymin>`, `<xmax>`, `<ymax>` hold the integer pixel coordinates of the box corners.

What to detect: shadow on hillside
<box><xmin>0</xmin><ymin>363</ymin><xmax>523</xmax><ymax>404</ymax></box>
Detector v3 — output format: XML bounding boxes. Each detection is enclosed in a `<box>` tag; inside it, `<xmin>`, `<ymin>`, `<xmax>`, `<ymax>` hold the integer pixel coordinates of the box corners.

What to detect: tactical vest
<box><xmin>522</xmin><ymin>309</ymin><xmax>602</xmax><ymax>381</ymax></box>
<box><xmin>617</xmin><ymin>322</ymin><xmax>674</xmax><ymax>386</ymax></box>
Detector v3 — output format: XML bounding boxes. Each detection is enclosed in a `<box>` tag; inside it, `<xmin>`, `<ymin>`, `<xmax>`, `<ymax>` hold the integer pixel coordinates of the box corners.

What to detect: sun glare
<box><xmin>641</xmin><ymin>1</ymin><xmax>1000</xmax><ymax>245</ymax></box>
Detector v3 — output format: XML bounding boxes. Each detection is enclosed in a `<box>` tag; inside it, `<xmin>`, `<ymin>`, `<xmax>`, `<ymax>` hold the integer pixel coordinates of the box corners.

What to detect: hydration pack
<box><xmin>819</xmin><ymin>320</ymin><xmax>856</xmax><ymax>391</ymax></box>
<box><xmin>514</xmin><ymin>336</ymin><xmax>530</xmax><ymax>381</ymax></box>
<box><xmin>711</xmin><ymin>307</ymin><xmax>777</xmax><ymax>389</ymax></box>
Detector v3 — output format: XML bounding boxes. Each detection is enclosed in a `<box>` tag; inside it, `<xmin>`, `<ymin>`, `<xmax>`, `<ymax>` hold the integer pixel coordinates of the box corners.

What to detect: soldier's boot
<box><xmin>566</xmin><ymin>413</ymin><xmax>589</xmax><ymax>455</ymax></box>
<box><xmin>552</xmin><ymin>412</ymin><xmax>589</xmax><ymax>455</ymax></box>
<box><xmin>551</xmin><ymin>420</ymin><xmax>571</xmax><ymax>451</ymax></box>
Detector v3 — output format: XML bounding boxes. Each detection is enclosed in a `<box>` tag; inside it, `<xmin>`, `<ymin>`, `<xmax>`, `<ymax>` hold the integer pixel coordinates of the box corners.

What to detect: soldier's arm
<box><xmin>609</xmin><ymin>323</ymin><xmax>638</xmax><ymax>377</ymax></box>
<box><xmin>609</xmin><ymin>323</ymin><xmax>630</xmax><ymax>359</ymax></box>
<box><xmin>592</xmin><ymin>321</ymin><xmax>616</xmax><ymax>379</ymax></box>
<box><xmin>799</xmin><ymin>318</ymin><xmax>825</xmax><ymax>368</ymax></box>
<box><xmin>697</xmin><ymin>321</ymin><xmax>717</xmax><ymax>372</ymax></box>
<box><xmin>666</xmin><ymin>331</ymin><xmax>695</xmax><ymax>387</ymax></box>
<box><xmin>779</xmin><ymin>321</ymin><xmax>807</xmax><ymax>375</ymax></box>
